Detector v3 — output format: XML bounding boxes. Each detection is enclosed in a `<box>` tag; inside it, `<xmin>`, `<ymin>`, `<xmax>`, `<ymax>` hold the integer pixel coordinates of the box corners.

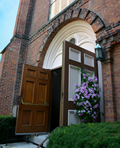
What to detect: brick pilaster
<box><xmin>102</xmin><ymin>45</ymin><xmax>116</xmax><ymax>122</ymax></box>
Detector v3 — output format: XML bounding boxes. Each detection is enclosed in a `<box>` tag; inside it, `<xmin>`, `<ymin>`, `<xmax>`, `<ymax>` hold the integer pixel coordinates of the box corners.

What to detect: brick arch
<box><xmin>38</xmin><ymin>8</ymin><xmax>105</xmax><ymax>67</ymax></box>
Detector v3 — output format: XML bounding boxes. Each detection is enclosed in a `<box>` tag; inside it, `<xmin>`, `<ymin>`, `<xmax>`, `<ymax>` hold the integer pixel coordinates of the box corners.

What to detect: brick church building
<box><xmin>0</xmin><ymin>0</ymin><xmax>120</xmax><ymax>134</ymax></box>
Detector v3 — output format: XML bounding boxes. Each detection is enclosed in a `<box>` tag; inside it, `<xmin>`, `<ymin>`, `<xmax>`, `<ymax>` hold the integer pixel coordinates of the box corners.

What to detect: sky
<box><xmin>0</xmin><ymin>0</ymin><xmax>20</xmax><ymax>61</ymax></box>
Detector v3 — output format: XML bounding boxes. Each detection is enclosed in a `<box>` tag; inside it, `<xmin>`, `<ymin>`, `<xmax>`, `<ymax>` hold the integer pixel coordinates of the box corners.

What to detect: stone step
<box><xmin>0</xmin><ymin>142</ymin><xmax>37</xmax><ymax>148</ymax></box>
<box><xmin>0</xmin><ymin>134</ymin><xmax>49</xmax><ymax>148</ymax></box>
<box><xmin>29</xmin><ymin>134</ymin><xmax>49</xmax><ymax>147</ymax></box>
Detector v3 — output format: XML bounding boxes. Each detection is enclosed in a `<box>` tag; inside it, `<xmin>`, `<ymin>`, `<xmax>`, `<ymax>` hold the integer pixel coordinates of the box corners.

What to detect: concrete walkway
<box><xmin>0</xmin><ymin>142</ymin><xmax>38</xmax><ymax>148</ymax></box>
<box><xmin>0</xmin><ymin>134</ymin><xmax>49</xmax><ymax>148</ymax></box>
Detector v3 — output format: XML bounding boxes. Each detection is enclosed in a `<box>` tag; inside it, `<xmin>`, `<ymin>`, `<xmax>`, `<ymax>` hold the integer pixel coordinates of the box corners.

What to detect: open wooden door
<box><xmin>60</xmin><ymin>41</ymin><xmax>97</xmax><ymax>126</ymax></box>
<box><xmin>16</xmin><ymin>64</ymin><xmax>51</xmax><ymax>134</ymax></box>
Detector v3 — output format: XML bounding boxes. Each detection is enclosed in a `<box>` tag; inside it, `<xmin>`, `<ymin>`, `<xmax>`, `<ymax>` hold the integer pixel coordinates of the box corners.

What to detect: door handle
<box><xmin>21</xmin><ymin>97</ymin><xmax>49</xmax><ymax>106</ymax></box>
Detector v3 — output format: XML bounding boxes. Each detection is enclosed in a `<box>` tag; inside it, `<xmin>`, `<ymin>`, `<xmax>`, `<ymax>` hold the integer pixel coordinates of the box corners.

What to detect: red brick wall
<box><xmin>102</xmin><ymin>43</ymin><xmax>120</xmax><ymax>122</ymax></box>
<box><xmin>102</xmin><ymin>60</ymin><xmax>116</xmax><ymax>121</ymax></box>
<box><xmin>82</xmin><ymin>0</ymin><xmax>120</xmax><ymax>27</ymax></box>
<box><xmin>0</xmin><ymin>38</ymin><xmax>21</xmax><ymax>115</ymax></box>
<box><xmin>30</xmin><ymin>0</ymin><xmax>50</xmax><ymax>36</ymax></box>
<box><xmin>27</xmin><ymin>36</ymin><xmax>44</xmax><ymax>66</ymax></box>
<box><xmin>13</xmin><ymin>0</ymin><xmax>30</xmax><ymax>36</ymax></box>
<box><xmin>113</xmin><ymin>43</ymin><xmax>120</xmax><ymax>121</ymax></box>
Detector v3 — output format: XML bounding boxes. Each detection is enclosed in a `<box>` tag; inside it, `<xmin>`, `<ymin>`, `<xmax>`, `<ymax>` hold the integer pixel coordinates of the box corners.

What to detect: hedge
<box><xmin>47</xmin><ymin>122</ymin><xmax>120</xmax><ymax>148</ymax></box>
<box><xmin>0</xmin><ymin>115</ymin><xmax>23</xmax><ymax>144</ymax></box>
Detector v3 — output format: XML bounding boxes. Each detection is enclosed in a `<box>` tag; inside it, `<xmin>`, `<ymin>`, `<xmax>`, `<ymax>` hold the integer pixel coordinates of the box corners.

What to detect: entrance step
<box><xmin>0</xmin><ymin>134</ymin><xmax>49</xmax><ymax>148</ymax></box>
<box><xmin>0</xmin><ymin>142</ymin><xmax>37</xmax><ymax>148</ymax></box>
<box><xmin>29</xmin><ymin>134</ymin><xmax>49</xmax><ymax>147</ymax></box>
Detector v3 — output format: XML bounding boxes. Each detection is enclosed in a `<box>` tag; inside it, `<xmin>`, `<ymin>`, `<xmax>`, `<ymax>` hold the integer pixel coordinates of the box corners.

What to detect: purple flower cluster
<box><xmin>73</xmin><ymin>70</ymin><xmax>100</xmax><ymax>123</ymax></box>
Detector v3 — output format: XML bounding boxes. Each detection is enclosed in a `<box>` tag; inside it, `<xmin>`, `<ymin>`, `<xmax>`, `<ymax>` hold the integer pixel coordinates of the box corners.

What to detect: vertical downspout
<box><xmin>98</xmin><ymin>61</ymin><xmax>104</xmax><ymax>122</ymax></box>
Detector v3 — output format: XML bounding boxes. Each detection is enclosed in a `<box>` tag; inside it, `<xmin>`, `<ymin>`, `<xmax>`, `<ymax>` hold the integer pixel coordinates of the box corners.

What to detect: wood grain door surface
<box><xmin>16</xmin><ymin>64</ymin><xmax>51</xmax><ymax>134</ymax></box>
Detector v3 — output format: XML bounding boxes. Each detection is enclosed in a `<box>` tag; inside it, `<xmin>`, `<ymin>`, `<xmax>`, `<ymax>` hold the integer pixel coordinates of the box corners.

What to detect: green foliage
<box><xmin>47</xmin><ymin>122</ymin><xmax>120</xmax><ymax>148</ymax></box>
<box><xmin>0</xmin><ymin>115</ymin><xmax>23</xmax><ymax>143</ymax></box>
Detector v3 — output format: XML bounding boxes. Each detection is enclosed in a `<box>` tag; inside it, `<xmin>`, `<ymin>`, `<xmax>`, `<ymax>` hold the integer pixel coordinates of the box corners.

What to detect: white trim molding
<box><xmin>43</xmin><ymin>20</ymin><xmax>96</xmax><ymax>70</ymax></box>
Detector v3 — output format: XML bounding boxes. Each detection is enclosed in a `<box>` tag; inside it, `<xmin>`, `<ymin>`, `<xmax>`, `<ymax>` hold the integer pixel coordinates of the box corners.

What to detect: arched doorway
<box><xmin>43</xmin><ymin>20</ymin><xmax>96</xmax><ymax>69</ymax></box>
<box><xmin>43</xmin><ymin>20</ymin><xmax>100</xmax><ymax>130</ymax></box>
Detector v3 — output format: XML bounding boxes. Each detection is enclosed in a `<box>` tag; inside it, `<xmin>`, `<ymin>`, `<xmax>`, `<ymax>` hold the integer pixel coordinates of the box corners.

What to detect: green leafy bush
<box><xmin>0</xmin><ymin>115</ymin><xmax>23</xmax><ymax>144</ymax></box>
<box><xmin>47</xmin><ymin>122</ymin><xmax>120</xmax><ymax>148</ymax></box>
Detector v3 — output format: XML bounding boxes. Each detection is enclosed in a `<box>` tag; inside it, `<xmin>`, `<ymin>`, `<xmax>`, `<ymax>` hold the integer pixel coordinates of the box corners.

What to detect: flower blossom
<box><xmin>94</xmin><ymin>100</ymin><xmax>97</xmax><ymax>103</ymax></box>
<box><xmin>87</xmin><ymin>110</ymin><xmax>91</xmax><ymax>114</ymax></box>
<box><xmin>92</xmin><ymin>93</ymin><xmax>96</xmax><ymax>98</ymax></box>
<box><xmin>93</xmin><ymin>104</ymin><xmax>99</xmax><ymax>109</ymax></box>
<box><xmin>83</xmin><ymin>73</ymin><xmax>86</xmax><ymax>77</ymax></box>
<box><xmin>74</xmin><ymin>110</ymin><xmax>76</xmax><ymax>114</ymax></box>
<box><xmin>78</xmin><ymin>102</ymin><xmax>83</xmax><ymax>106</ymax></box>
<box><xmin>81</xmin><ymin>119</ymin><xmax>84</xmax><ymax>122</ymax></box>
<box><xmin>73</xmin><ymin>69</ymin><xmax>100</xmax><ymax>123</ymax></box>
<box><xmin>75</xmin><ymin>89</ymin><xmax>79</xmax><ymax>93</ymax></box>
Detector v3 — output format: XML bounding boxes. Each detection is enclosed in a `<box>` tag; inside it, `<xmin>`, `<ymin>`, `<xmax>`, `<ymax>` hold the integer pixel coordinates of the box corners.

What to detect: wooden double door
<box><xmin>16</xmin><ymin>41</ymin><xmax>97</xmax><ymax>134</ymax></box>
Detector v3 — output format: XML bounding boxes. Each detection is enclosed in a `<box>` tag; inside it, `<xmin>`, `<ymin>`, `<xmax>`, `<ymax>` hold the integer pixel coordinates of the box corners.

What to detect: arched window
<box><xmin>69</xmin><ymin>38</ymin><xmax>76</xmax><ymax>44</ymax></box>
<box><xmin>50</xmin><ymin>0</ymin><xmax>75</xmax><ymax>19</ymax></box>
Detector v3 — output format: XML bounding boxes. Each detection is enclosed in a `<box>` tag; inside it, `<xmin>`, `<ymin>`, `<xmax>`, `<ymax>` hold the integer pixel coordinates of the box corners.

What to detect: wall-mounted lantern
<box><xmin>95</xmin><ymin>43</ymin><xmax>106</xmax><ymax>61</ymax></box>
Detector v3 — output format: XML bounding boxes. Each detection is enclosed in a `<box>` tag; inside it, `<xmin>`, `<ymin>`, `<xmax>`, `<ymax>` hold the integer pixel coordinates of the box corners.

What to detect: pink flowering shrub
<box><xmin>73</xmin><ymin>69</ymin><xmax>101</xmax><ymax>123</ymax></box>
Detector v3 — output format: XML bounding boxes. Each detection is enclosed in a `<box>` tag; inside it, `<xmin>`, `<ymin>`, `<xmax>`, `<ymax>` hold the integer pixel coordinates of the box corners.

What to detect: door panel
<box><xmin>16</xmin><ymin>64</ymin><xmax>51</xmax><ymax>134</ymax></box>
<box><xmin>38</xmin><ymin>83</ymin><xmax>47</xmax><ymax>104</ymax></box>
<box><xmin>24</xmin><ymin>80</ymin><xmax>35</xmax><ymax>103</ymax></box>
<box><xmin>68</xmin><ymin>65</ymin><xmax>81</xmax><ymax>101</ymax></box>
<box><xmin>61</xmin><ymin>41</ymin><xmax>97</xmax><ymax>126</ymax></box>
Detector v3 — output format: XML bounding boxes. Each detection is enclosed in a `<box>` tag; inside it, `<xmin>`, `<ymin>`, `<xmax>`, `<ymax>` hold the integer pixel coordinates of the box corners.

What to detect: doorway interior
<box><xmin>50</xmin><ymin>67</ymin><xmax>62</xmax><ymax>131</ymax></box>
